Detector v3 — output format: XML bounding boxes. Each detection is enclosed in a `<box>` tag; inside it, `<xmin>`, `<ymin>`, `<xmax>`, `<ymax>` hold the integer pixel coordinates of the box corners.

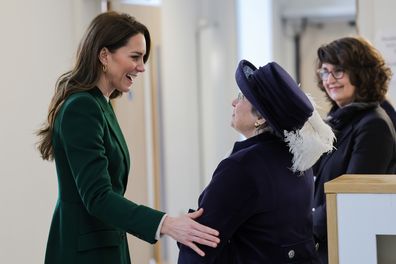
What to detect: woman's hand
<box><xmin>160</xmin><ymin>208</ymin><xmax>220</xmax><ymax>256</ymax></box>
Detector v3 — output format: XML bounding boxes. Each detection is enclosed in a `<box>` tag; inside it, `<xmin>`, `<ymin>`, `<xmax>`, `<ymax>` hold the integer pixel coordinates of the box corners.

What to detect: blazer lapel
<box><xmin>91</xmin><ymin>88</ymin><xmax>131</xmax><ymax>172</ymax></box>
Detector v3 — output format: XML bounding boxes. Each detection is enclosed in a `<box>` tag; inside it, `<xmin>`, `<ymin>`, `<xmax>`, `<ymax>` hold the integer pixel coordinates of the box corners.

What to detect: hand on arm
<box><xmin>160</xmin><ymin>208</ymin><xmax>220</xmax><ymax>256</ymax></box>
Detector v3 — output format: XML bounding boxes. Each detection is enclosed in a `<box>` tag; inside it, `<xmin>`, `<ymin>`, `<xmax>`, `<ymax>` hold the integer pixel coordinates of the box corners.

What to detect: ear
<box><xmin>98</xmin><ymin>47</ymin><xmax>109</xmax><ymax>65</ymax></box>
<box><xmin>256</xmin><ymin>116</ymin><xmax>266</xmax><ymax>126</ymax></box>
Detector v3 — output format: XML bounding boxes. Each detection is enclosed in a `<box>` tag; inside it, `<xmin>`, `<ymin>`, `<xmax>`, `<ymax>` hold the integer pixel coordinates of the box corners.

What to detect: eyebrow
<box><xmin>321</xmin><ymin>66</ymin><xmax>343</xmax><ymax>71</ymax></box>
<box><xmin>321</xmin><ymin>65</ymin><xmax>336</xmax><ymax>70</ymax></box>
<box><xmin>130</xmin><ymin>51</ymin><xmax>143</xmax><ymax>55</ymax></box>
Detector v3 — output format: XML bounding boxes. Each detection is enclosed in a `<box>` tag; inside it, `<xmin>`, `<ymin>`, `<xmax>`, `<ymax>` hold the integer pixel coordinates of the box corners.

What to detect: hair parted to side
<box><xmin>315</xmin><ymin>36</ymin><xmax>392</xmax><ymax>106</ymax></box>
<box><xmin>36</xmin><ymin>11</ymin><xmax>151</xmax><ymax>161</ymax></box>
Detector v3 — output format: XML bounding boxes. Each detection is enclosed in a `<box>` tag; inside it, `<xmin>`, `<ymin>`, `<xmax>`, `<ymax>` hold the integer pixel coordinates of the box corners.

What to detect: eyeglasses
<box><xmin>237</xmin><ymin>92</ymin><xmax>245</xmax><ymax>101</ymax></box>
<box><xmin>318</xmin><ymin>68</ymin><xmax>345</xmax><ymax>81</ymax></box>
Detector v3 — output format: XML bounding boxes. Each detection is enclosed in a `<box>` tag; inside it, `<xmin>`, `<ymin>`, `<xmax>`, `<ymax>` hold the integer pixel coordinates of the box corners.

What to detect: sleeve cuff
<box><xmin>155</xmin><ymin>214</ymin><xmax>168</xmax><ymax>240</ymax></box>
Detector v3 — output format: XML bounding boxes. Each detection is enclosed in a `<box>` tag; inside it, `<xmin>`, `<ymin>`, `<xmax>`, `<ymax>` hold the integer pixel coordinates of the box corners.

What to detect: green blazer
<box><xmin>45</xmin><ymin>88</ymin><xmax>165</xmax><ymax>264</ymax></box>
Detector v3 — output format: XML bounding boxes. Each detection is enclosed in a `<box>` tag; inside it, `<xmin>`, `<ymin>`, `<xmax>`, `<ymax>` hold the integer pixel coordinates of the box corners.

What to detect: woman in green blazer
<box><xmin>36</xmin><ymin>11</ymin><xmax>219</xmax><ymax>264</ymax></box>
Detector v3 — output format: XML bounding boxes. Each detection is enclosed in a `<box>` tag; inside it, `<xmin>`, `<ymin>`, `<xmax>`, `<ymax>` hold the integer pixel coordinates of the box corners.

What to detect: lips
<box><xmin>328</xmin><ymin>85</ymin><xmax>341</xmax><ymax>90</ymax></box>
<box><xmin>327</xmin><ymin>86</ymin><xmax>343</xmax><ymax>94</ymax></box>
<box><xmin>126</xmin><ymin>73</ymin><xmax>134</xmax><ymax>81</ymax></box>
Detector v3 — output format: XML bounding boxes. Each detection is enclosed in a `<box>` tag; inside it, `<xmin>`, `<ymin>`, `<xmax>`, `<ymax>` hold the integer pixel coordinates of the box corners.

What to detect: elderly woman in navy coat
<box><xmin>312</xmin><ymin>36</ymin><xmax>396</xmax><ymax>264</ymax></box>
<box><xmin>178</xmin><ymin>60</ymin><xmax>336</xmax><ymax>263</ymax></box>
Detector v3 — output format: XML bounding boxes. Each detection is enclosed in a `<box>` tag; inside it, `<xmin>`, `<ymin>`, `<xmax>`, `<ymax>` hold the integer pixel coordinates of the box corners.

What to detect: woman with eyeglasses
<box><xmin>312</xmin><ymin>36</ymin><xmax>396</xmax><ymax>264</ymax></box>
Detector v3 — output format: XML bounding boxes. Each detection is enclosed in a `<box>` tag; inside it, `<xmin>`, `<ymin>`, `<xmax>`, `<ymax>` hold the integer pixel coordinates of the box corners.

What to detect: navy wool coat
<box><xmin>312</xmin><ymin>103</ymin><xmax>396</xmax><ymax>263</ymax></box>
<box><xmin>178</xmin><ymin>132</ymin><xmax>320</xmax><ymax>264</ymax></box>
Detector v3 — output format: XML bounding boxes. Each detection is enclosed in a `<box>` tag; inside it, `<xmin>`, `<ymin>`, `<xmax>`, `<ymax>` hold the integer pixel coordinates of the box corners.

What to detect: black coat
<box><xmin>312</xmin><ymin>103</ymin><xmax>396</xmax><ymax>262</ymax></box>
<box><xmin>178</xmin><ymin>133</ymin><xmax>320</xmax><ymax>264</ymax></box>
<box><xmin>381</xmin><ymin>99</ymin><xmax>396</xmax><ymax>129</ymax></box>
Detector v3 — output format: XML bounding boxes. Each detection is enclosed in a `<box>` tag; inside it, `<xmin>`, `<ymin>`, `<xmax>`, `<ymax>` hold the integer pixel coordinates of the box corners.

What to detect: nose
<box><xmin>136</xmin><ymin>59</ymin><xmax>145</xmax><ymax>72</ymax></box>
<box><xmin>232</xmin><ymin>98</ymin><xmax>238</xmax><ymax>107</ymax></box>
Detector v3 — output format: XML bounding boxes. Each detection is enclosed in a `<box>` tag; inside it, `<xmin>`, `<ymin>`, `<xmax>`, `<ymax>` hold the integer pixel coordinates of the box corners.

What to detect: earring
<box><xmin>254</xmin><ymin>121</ymin><xmax>261</xmax><ymax>128</ymax></box>
<box><xmin>102</xmin><ymin>64</ymin><xmax>107</xmax><ymax>73</ymax></box>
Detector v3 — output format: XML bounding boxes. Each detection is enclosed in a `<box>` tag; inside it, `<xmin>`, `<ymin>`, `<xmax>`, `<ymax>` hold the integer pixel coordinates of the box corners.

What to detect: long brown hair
<box><xmin>36</xmin><ymin>11</ymin><xmax>151</xmax><ymax>160</ymax></box>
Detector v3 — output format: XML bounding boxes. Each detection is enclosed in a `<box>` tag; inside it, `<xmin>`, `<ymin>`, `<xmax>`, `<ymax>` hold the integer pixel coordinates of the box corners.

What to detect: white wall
<box><xmin>160</xmin><ymin>0</ymin><xmax>238</xmax><ymax>262</ymax></box>
<box><xmin>0</xmin><ymin>1</ymin><xmax>100</xmax><ymax>263</ymax></box>
<box><xmin>357</xmin><ymin>0</ymin><xmax>396</xmax><ymax>103</ymax></box>
<box><xmin>272</xmin><ymin>0</ymin><xmax>356</xmax><ymax>76</ymax></box>
<box><xmin>236</xmin><ymin>0</ymin><xmax>272</xmax><ymax>65</ymax></box>
<box><xmin>160</xmin><ymin>1</ymin><xmax>202</xmax><ymax>262</ymax></box>
<box><xmin>194</xmin><ymin>0</ymin><xmax>239</xmax><ymax>187</ymax></box>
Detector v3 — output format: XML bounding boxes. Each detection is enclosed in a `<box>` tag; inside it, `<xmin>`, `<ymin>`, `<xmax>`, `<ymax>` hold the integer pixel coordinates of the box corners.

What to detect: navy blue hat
<box><xmin>235</xmin><ymin>60</ymin><xmax>313</xmax><ymax>135</ymax></box>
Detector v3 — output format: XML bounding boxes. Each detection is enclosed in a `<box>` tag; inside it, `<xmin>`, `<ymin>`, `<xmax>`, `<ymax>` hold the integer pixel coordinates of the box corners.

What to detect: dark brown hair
<box><xmin>36</xmin><ymin>11</ymin><xmax>151</xmax><ymax>160</ymax></box>
<box><xmin>315</xmin><ymin>36</ymin><xmax>392</xmax><ymax>107</ymax></box>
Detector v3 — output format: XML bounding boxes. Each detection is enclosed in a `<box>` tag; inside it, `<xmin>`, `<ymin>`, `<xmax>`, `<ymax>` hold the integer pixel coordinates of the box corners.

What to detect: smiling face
<box><xmin>97</xmin><ymin>33</ymin><xmax>146</xmax><ymax>97</ymax></box>
<box><xmin>231</xmin><ymin>92</ymin><xmax>263</xmax><ymax>138</ymax></box>
<box><xmin>320</xmin><ymin>63</ymin><xmax>356</xmax><ymax>108</ymax></box>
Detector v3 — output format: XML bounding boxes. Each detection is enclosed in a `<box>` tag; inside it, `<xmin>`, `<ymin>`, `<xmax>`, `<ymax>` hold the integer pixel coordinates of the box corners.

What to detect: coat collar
<box><xmin>326</xmin><ymin>102</ymin><xmax>378</xmax><ymax>130</ymax></box>
<box><xmin>314</xmin><ymin>102</ymin><xmax>379</xmax><ymax>178</ymax></box>
<box><xmin>89</xmin><ymin>88</ymin><xmax>130</xmax><ymax>171</ymax></box>
<box><xmin>325</xmin><ymin>102</ymin><xmax>378</xmax><ymax>148</ymax></box>
<box><xmin>232</xmin><ymin>132</ymin><xmax>280</xmax><ymax>154</ymax></box>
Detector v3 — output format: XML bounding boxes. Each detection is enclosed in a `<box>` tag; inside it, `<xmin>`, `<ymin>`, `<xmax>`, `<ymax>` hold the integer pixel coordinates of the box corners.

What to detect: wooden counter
<box><xmin>324</xmin><ymin>174</ymin><xmax>396</xmax><ymax>264</ymax></box>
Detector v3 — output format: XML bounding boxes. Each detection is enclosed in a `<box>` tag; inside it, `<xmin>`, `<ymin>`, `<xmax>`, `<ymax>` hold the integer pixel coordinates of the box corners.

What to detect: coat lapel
<box><xmin>90</xmin><ymin>88</ymin><xmax>130</xmax><ymax>173</ymax></box>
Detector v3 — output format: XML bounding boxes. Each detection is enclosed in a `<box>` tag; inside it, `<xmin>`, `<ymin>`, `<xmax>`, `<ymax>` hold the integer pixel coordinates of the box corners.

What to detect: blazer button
<box><xmin>288</xmin><ymin>249</ymin><xmax>295</xmax><ymax>259</ymax></box>
<box><xmin>315</xmin><ymin>242</ymin><xmax>320</xmax><ymax>251</ymax></box>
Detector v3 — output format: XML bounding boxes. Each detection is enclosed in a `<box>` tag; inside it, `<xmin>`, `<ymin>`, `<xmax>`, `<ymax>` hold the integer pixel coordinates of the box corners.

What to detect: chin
<box><xmin>119</xmin><ymin>87</ymin><xmax>131</xmax><ymax>93</ymax></box>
